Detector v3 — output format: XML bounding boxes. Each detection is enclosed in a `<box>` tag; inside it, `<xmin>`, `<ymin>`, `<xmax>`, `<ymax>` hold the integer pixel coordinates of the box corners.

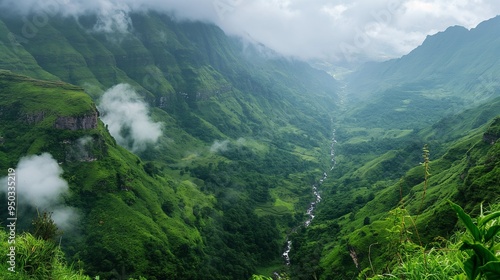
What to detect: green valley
<box><xmin>0</xmin><ymin>10</ymin><xmax>338</xmax><ymax>280</ymax></box>
<box><xmin>0</xmin><ymin>8</ymin><xmax>499</xmax><ymax>280</ymax></box>
<box><xmin>289</xmin><ymin>16</ymin><xmax>500</xmax><ymax>280</ymax></box>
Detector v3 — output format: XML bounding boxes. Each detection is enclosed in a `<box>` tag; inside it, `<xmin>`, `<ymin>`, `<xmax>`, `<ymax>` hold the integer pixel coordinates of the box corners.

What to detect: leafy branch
<box><xmin>449</xmin><ymin>201</ymin><xmax>500</xmax><ymax>279</ymax></box>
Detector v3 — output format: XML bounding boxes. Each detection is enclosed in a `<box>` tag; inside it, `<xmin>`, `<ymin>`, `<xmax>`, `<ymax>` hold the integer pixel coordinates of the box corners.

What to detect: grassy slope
<box><xmin>0</xmin><ymin>19</ymin><xmax>58</xmax><ymax>81</ymax></box>
<box><xmin>0</xmin><ymin>231</ymin><xmax>94</xmax><ymax>280</ymax></box>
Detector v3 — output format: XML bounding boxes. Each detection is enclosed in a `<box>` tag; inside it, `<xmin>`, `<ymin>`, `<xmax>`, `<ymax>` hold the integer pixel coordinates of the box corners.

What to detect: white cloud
<box><xmin>217</xmin><ymin>0</ymin><xmax>500</xmax><ymax>62</ymax></box>
<box><xmin>209</xmin><ymin>138</ymin><xmax>248</xmax><ymax>153</ymax></box>
<box><xmin>98</xmin><ymin>84</ymin><xmax>162</xmax><ymax>152</ymax></box>
<box><xmin>236</xmin><ymin>137</ymin><xmax>246</xmax><ymax>145</ymax></box>
<box><xmin>1</xmin><ymin>0</ymin><xmax>500</xmax><ymax>61</ymax></box>
<box><xmin>0</xmin><ymin>153</ymin><xmax>78</xmax><ymax>230</ymax></box>
<box><xmin>15</xmin><ymin>153</ymin><xmax>68</xmax><ymax>208</ymax></box>
<box><xmin>93</xmin><ymin>3</ymin><xmax>133</xmax><ymax>33</ymax></box>
<box><xmin>52</xmin><ymin>207</ymin><xmax>79</xmax><ymax>231</ymax></box>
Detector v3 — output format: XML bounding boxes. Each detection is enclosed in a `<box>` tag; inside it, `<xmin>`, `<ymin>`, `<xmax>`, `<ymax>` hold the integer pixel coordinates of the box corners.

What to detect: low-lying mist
<box><xmin>98</xmin><ymin>83</ymin><xmax>163</xmax><ymax>152</ymax></box>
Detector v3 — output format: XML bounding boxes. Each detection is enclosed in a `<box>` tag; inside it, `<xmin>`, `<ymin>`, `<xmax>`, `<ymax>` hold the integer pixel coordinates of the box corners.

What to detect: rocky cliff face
<box><xmin>25</xmin><ymin>110</ymin><xmax>98</xmax><ymax>130</ymax></box>
<box><xmin>54</xmin><ymin>111</ymin><xmax>98</xmax><ymax>130</ymax></box>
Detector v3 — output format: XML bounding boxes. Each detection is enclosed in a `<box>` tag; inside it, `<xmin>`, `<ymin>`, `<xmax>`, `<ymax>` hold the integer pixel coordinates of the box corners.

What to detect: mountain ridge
<box><xmin>346</xmin><ymin>15</ymin><xmax>500</xmax><ymax>104</ymax></box>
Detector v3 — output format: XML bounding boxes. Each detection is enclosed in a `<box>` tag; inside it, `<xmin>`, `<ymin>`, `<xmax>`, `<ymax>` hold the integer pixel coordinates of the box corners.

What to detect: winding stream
<box><xmin>282</xmin><ymin>128</ymin><xmax>338</xmax><ymax>265</ymax></box>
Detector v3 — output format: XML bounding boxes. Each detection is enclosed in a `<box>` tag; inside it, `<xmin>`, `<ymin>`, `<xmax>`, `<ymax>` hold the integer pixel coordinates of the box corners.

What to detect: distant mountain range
<box><xmin>348</xmin><ymin>15</ymin><xmax>500</xmax><ymax>104</ymax></box>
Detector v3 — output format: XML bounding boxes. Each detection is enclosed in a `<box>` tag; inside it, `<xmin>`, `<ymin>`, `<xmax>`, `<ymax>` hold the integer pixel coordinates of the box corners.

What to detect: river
<box><xmin>282</xmin><ymin>128</ymin><xmax>338</xmax><ymax>265</ymax></box>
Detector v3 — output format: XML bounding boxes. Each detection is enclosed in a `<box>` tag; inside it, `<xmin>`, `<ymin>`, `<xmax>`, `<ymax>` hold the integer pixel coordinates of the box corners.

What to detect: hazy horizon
<box><xmin>1</xmin><ymin>0</ymin><xmax>500</xmax><ymax>63</ymax></box>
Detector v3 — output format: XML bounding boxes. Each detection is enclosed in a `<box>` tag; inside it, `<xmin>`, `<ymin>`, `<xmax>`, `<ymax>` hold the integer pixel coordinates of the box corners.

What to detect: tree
<box><xmin>32</xmin><ymin>211</ymin><xmax>60</xmax><ymax>241</ymax></box>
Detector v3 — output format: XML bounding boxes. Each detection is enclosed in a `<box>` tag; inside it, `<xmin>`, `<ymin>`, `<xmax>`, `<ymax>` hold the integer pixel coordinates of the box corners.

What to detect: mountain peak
<box><xmin>470</xmin><ymin>14</ymin><xmax>500</xmax><ymax>36</ymax></box>
<box><xmin>418</xmin><ymin>24</ymin><xmax>469</xmax><ymax>51</ymax></box>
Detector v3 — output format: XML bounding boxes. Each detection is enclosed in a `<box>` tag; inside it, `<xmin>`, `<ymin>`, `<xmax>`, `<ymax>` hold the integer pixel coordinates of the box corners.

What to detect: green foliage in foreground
<box><xmin>0</xmin><ymin>230</ymin><xmax>148</xmax><ymax>280</ymax></box>
<box><xmin>6</xmin><ymin>200</ymin><xmax>498</xmax><ymax>280</ymax></box>
<box><xmin>32</xmin><ymin>211</ymin><xmax>61</xmax><ymax>242</ymax></box>
<box><xmin>450</xmin><ymin>201</ymin><xmax>500</xmax><ymax>280</ymax></box>
<box><xmin>0</xmin><ymin>230</ymin><xmax>92</xmax><ymax>280</ymax></box>
<box><xmin>367</xmin><ymin>201</ymin><xmax>500</xmax><ymax>280</ymax></box>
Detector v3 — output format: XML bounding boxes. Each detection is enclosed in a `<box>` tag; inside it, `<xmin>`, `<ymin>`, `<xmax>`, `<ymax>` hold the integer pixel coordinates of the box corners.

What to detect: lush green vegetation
<box><xmin>0</xmin><ymin>230</ymin><xmax>94</xmax><ymax>280</ymax></box>
<box><xmin>284</xmin><ymin>17</ymin><xmax>500</xmax><ymax>278</ymax></box>
<box><xmin>364</xmin><ymin>201</ymin><xmax>500</xmax><ymax>280</ymax></box>
<box><xmin>0</xmin><ymin>10</ymin><xmax>338</xmax><ymax>278</ymax></box>
<box><xmin>1</xmin><ymin>10</ymin><xmax>500</xmax><ymax>280</ymax></box>
<box><xmin>291</xmin><ymin>19</ymin><xmax>500</xmax><ymax>279</ymax></box>
<box><xmin>0</xmin><ymin>70</ymin><xmax>307</xmax><ymax>279</ymax></box>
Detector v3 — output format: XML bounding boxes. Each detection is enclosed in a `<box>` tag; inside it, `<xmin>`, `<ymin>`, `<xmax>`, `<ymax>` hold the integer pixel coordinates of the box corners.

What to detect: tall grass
<box><xmin>367</xmin><ymin>202</ymin><xmax>500</xmax><ymax>280</ymax></box>
<box><xmin>0</xmin><ymin>230</ymin><xmax>93</xmax><ymax>280</ymax></box>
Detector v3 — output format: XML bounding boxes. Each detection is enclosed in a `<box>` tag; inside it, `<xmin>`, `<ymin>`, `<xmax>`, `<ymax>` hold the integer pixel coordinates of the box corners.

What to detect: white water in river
<box><xmin>282</xmin><ymin>128</ymin><xmax>338</xmax><ymax>266</ymax></box>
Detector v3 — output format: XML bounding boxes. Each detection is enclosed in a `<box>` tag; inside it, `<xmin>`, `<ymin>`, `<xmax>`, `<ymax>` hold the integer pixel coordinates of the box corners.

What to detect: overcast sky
<box><xmin>2</xmin><ymin>0</ymin><xmax>500</xmax><ymax>62</ymax></box>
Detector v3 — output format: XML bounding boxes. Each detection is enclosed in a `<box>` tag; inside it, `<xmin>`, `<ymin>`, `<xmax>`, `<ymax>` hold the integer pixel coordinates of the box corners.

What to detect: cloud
<box><xmin>51</xmin><ymin>207</ymin><xmax>79</xmax><ymax>232</ymax></box>
<box><xmin>92</xmin><ymin>3</ymin><xmax>133</xmax><ymax>33</ymax></box>
<box><xmin>98</xmin><ymin>84</ymin><xmax>162</xmax><ymax>152</ymax></box>
<box><xmin>1</xmin><ymin>0</ymin><xmax>500</xmax><ymax>61</ymax></box>
<box><xmin>15</xmin><ymin>153</ymin><xmax>68</xmax><ymax>208</ymax></box>
<box><xmin>216</xmin><ymin>0</ymin><xmax>500</xmax><ymax>62</ymax></box>
<box><xmin>210</xmin><ymin>139</ymin><xmax>230</xmax><ymax>153</ymax></box>
<box><xmin>209</xmin><ymin>138</ymin><xmax>248</xmax><ymax>153</ymax></box>
<box><xmin>0</xmin><ymin>153</ymin><xmax>78</xmax><ymax>230</ymax></box>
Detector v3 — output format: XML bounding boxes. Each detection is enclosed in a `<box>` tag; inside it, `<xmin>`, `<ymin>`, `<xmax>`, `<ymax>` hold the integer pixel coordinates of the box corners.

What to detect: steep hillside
<box><xmin>287</xmin><ymin>15</ymin><xmax>500</xmax><ymax>276</ymax></box>
<box><xmin>0</xmin><ymin>70</ymin><xmax>211</xmax><ymax>279</ymax></box>
<box><xmin>348</xmin><ymin>16</ymin><xmax>500</xmax><ymax>101</ymax></box>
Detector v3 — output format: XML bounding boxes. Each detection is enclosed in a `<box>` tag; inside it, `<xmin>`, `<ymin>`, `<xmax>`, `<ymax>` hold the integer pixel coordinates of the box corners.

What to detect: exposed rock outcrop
<box><xmin>54</xmin><ymin>111</ymin><xmax>98</xmax><ymax>130</ymax></box>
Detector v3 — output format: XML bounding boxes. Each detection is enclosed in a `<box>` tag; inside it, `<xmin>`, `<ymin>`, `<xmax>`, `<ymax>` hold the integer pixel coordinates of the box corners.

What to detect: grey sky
<box><xmin>2</xmin><ymin>0</ymin><xmax>500</xmax><ymax>62</ymax></box>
